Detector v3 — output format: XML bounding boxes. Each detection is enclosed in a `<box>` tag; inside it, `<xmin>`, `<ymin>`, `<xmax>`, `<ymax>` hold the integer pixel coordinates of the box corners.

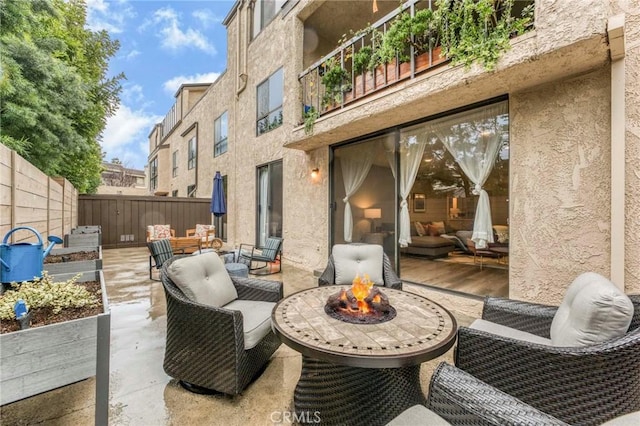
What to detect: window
<box><xmin>172</xmin><ymin>150</ymin><xmax>178</xmax><ymax>177</ymax></box>
<box><xmin>213</xmin><ymin>174</ymin><xmax>228</xmax><ymax>242</ymax></box>
<box><xmin>256</xmin><ymin>68</ymin><xmax>283</xmax><ymax>136</ymax></box>
<box><xmin>252</xmin><ymin>0</ymin><xmax>286</xmax><ymax>39</ymax></box>
<box><xmin>149</xmin><ymin>157</ymin><xmax>158</xmax><ymax>191</ymax></box>
<box><xmin>257</xmin><ymin>161</ymin><xmax>283</xmax><ymax>247</ymax></box>
<box><xmin>187</xmin><ymin>184</ymin><xmax>196</xmax><ymax>197</ymax></box>
<box><xmin>172</xmin><ymin>190</ymin><xmax>178</xmax><ymax>197</ymax></box>
<box><xmin>188</xmin><ymin>136</ymin><xmax>197</xmax><ymax>170</ymax></box>
<box><xmin>214</xmin><ymin>112</ymin><xmax>228</xmax><ymax>157</ymax></box>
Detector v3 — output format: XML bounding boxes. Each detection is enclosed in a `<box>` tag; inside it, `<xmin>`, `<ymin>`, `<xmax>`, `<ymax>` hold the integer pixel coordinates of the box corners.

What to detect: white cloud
<box><xmin>192</xmin><ymin>9</ymin><xmax>222</xmax><ymax>28</ymax></box>
<box><xmin>101</xmin><ymin>104</ymin><xmax>162</xmax><ymax>169</ymax></box>
<box><xmin>146</xmin><ymin>6</ymin><xmax>216</xmax><ymax>55</ymax></box>
<box><xmin>125</xmin><ymin>49</ymin><xmax>141</xmax><ymax>61</ymax></box>
<box><xmin>121</xmin><ymin>84</ymin><xmax>145</xmax><ymax>104</ymax></box>
<box><xmin>163</xmin><ymin>72</ymin><xmax>221</xmax><ymax>95</ymax></box>
<box><xmin>86</xmin><ymin>0</ymin><xmax>133</xmax><ymax>34</ymax></box>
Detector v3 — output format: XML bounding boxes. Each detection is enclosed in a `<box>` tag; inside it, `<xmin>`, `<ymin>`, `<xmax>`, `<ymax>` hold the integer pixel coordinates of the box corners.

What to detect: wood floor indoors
<box><xmin>399</xmin><ymin>253</ymin><xmax>508</xmax><ymax>298</ymax></box>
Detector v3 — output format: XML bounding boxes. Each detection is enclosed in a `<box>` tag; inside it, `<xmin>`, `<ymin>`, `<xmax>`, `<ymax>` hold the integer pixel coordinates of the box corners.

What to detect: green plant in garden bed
<box><xmin>0</xmin><ymin>272</ymin><xmax>100</xmax><ymax>325</ymax></box>
<box><xmin>377</xmin><ymin>8</ymin><xmax>439</xmax><ymax>65</ymax></box>
<box><xmin>321</xmin><ymin>56</ymin><xmax>351</xmax><ymax>107</ymax></box>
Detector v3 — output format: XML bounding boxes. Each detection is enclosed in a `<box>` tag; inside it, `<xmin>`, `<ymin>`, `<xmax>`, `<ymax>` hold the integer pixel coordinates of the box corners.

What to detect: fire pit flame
<box><xmin>325</xmin><ymin>274</ymin><xmax>396</xmax><ymax>324</ymax></box>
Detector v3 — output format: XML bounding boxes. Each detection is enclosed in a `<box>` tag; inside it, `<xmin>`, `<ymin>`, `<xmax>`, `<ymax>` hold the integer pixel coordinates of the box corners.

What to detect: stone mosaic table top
<box><xmin>271</xmin><ymin>286</ymin><xmax>457</xmax><ymax>368</ymax></box>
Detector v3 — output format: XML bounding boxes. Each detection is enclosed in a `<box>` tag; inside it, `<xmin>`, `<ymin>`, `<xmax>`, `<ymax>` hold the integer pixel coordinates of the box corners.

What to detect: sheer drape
<box><xmin>430</xmin><ymin>101</ymin><xmax>508</xmax><ymax>248</ymax></box>
<box><xmin>398</xmin><ymin>134</ymin><xmax>427</xmax><ymax>247</ymax></box>
<box><xmin>339</xmin><ymin>146</ymin><xmax>374</xmax><ymax>242</ymax></box>
<box><xmin>383</xmin><ymin>136</ymin><xmax>397</xmax><ymax>179</ymax></box>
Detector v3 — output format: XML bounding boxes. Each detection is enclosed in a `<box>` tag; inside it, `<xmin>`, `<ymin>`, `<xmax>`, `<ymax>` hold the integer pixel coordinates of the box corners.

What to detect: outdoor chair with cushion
<box><xmin>186</xmin><ymin>224</ymin><xmax>222</xmax><ymax>250</ymax></box>
<box><xmin>319</xmin><ymin>243</ymin><xmax>402</xmax><ymax>290</ymax></box>
<box><xmin>146</xmin><ymin>224</ymin><xmax>175</xmax><ymax>242</ymax></box>
<box><xmin>455</xmin><ymin>272</ymin><xmax>640</xmax><ymax>425</ymax></box>
<box><xmin>238</xmin><ymin>237</ymin><xmax>283</xmax><ymax>275</ymax></box>
<box><xmin>160</xmin><ymin>252</ymin><xmax>283</xmax><ymax>395</ymax></box>
<box><xmin>147</xmin><ymin>238</ymin><xmax>184</xmax><ymax>281</ymax></box>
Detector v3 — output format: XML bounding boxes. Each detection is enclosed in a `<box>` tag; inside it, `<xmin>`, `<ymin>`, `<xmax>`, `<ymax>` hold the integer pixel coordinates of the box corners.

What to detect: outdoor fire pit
<box><xmin>325</xmin><ymin>274</ymin><xmax>396</xmax><ymax>324</ymax></box>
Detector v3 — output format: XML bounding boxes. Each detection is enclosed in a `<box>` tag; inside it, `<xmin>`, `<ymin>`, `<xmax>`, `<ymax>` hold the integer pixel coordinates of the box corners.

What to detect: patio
<box><xmin>0</xmin><ymin>247</ymin><xmax>479</xmax><ymax>425</ymax></box>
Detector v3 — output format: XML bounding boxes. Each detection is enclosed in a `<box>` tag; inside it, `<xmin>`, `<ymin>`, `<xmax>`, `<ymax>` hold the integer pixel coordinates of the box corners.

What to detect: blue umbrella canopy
<box><xmin>211</xmin><ymin>171</ymin><xmax>227</xmax><ymax>217</ymax></box>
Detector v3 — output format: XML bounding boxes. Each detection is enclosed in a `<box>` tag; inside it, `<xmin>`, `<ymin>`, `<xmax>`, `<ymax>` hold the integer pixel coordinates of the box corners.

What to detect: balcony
<box><xmin>299</xmin><ymin>0</ymin><xmax>534</xmax><ymax>121</ymax></box>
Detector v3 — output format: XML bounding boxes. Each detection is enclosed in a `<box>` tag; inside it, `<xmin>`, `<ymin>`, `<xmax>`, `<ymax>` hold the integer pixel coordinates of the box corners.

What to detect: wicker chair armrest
<box><xmin>482</xmin><ymin>297</ymin><xmax>557</xmax><ymax>337</ymax></box>
<box><xmin>318</xmin><ymin>257</ymin><xmax>336</xmax><ymax>286</ymax></box>
<box><xmin>455</xmin><ymin>326</ymin><xmax>640</xmax><ymax>425</ymax></box>
<box><xmin>382</xmin><ymin>254</ymin><xmax>402</xmax><ymax>290</ymax></box>
<box><xmin>428</xmin><ymin>362</ymin><xmax>568</xmax><ymax>425</ymax></box>
<box><xmin>232</xmin><ymin>276</ymin><xmax>283</xmax><ymax>302</ymax></box>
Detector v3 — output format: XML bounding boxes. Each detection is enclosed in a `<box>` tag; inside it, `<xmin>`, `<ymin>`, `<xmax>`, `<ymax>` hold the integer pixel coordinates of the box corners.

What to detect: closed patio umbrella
<box><xmin>211</xmin><ymin>171</ymin><xmax>226</xmax><ymax>224</ymax></box>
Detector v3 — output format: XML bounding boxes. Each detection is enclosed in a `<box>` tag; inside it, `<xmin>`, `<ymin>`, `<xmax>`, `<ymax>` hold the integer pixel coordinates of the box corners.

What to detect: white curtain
<box><xmin>430</xmin><ymin>101</ymin><xmax>508</xmax><ymax>248</ymax></box>
<box><xmin>339</xmin><ymin>146</ymin><xmax>374</xmax><ymax>242</ymax></box>
<box><xmin>383</xmin><ymin>135</ymin><xmax>397</xmax><ymax>179</ymax></box>
<box><xmin>398</xmin><ymin>134</ymin><xmax>427</xmax><ymax>247</ymax></box>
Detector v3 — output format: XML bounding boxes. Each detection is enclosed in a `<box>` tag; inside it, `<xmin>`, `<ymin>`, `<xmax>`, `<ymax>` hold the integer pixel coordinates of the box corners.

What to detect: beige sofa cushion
<box><xmin>550</xmin><ymin>272</ymin><xmax>633</xmax><ymax>347</ymax></box>
<box><xmin>332</xmin><ymin>244</ymin><xmax>384</xmax><ymax>286</ymax></box>
<box><xmin>166</xmin><ymin>252</ymin><xmax>237</xmax><ymax>308</ymax></box>
<box><xmin>223</xmin><ymin>299</ymin><xmax>275</xmax><ymax>349</ymax></box>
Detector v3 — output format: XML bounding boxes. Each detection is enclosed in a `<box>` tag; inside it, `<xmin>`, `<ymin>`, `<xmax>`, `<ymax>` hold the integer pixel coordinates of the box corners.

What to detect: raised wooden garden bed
<box><xmin>44</xmin><ymin>246</ymin><xmax>103</xmax><ymax>275</ymax></box>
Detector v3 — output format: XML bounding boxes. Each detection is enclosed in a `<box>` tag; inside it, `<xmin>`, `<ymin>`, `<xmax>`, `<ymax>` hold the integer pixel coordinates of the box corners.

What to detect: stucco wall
<box><xmin>510</xmin><ymin>67</ymin><xmax>612</xmax><ymax>304</ymax></box>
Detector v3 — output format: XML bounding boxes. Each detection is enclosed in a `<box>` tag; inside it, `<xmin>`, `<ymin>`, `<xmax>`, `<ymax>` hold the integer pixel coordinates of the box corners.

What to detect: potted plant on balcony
<box><xmin>435</xmin><ymin>0</ymin><xmax>534</xmax><ymax>71</ymax></box>
<box><xmin>321</xmin><ymin>56</ymin><xmax>351</xmax><ymax>110</ymax></box>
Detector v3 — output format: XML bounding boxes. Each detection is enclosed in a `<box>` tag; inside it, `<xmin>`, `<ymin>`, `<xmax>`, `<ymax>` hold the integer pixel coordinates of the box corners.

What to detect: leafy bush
<box><xmin>0</xmin><ymin>272</ymin><xmax>99</xmax><ymax>321</ymax></box>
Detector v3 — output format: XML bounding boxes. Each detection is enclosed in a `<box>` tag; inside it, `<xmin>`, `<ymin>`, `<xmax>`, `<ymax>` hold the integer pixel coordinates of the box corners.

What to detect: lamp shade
<box><xmin>364</xmin><ymin>208</ymin><xmax>381</xmax><ymax>219</ymax></box>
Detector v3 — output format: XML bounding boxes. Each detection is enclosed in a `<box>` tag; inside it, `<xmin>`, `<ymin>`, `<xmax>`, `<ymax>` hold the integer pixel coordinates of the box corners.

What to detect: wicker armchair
<box><xmin>455</xmin><ymin>294</ymin><xmax>640</xmax><ymax>425</ymax></box>
<box><xmin>160</xmin><ymin>255</ymin><xmax>283</xmax><ymax>395</ymax></box>
<box><xmin>319</xmin><ymin>243</ymin><xmax>402</xmax><ymax>290</ymax></box>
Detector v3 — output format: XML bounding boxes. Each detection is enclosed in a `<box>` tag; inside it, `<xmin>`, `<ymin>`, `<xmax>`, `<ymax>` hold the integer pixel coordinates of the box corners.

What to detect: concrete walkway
<box><xmin>0</xmin><ymin>247</ymin><xmax>480</xmax><ymax>425</ymax></box>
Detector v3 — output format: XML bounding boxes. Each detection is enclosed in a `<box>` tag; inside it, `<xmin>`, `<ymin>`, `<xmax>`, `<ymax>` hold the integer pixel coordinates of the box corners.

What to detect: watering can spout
<box><xmin>43</xmin><ymin>236</ymin><xmax>63</xmax><ymax>259</ymax></box>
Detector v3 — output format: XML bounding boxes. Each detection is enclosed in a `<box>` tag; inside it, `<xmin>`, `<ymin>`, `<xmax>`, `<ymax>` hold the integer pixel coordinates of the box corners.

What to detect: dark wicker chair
<box><xmin>160</xmin><ymin>255</ymin><xmax>283</xmax><ymax>395</ymax></box>
<box><xmin>318</xmin><ymin>243</ymin><xmax>402</xmax><ymax>290</ymax></box>
<box><xmin>424</xmin><ymin>362</ymin><xmax>569</xmax><ymax>425</ymax></box>
<box><xmin>454</xmin><ymin>294</ymin><xmax>640</xmax><ymax>426</ymax></box>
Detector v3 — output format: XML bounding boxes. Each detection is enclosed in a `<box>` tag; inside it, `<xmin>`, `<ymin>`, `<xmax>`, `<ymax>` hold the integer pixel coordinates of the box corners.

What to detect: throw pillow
<box><xmin>414</xmin><ymin>221</ymin><xmax>425</xmax><ymax>236</ymax></box>
<box><xmin>550</xmin><ymin>272</ymin><xmax>633</xmax><ymax>347</ymax></box>
<box><xmin>431</xmin><ymin>221</ymin><xmax>446</xmax><ymax>235</ymax></box>
<box><xmin>195</xmin><ymin>224</ymin><xmax>215</xmax><ymax>238</ymax></box>
<box><xmin>154</xmin><ymin>224</ymin><xmax>172</xmax><ymax>239</ymax></box>
<box><xmin>493</xmin><ymin>225</ymin><xmax>509</xmax><ymax>244</ymax></box>
<box><xmin>332</xmin><ymin>244</ymin><xmax>384</xmax><ymax>286</ymax></box>
<box><xmin>427</xmin><ymin>224</ymin><xmax>441</xmax><ymax>237</ymax></box>
<box><xmin>166</xmin><ymin>252</ymin><xmax>238</xmax><ymax>308</ymax></box>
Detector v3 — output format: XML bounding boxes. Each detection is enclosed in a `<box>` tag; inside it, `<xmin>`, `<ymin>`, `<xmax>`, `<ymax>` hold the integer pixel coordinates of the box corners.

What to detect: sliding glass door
<box><xmin>257</xmin><ymin>160</ymin><xmax>283</xmax><ymax>247</ymax></box>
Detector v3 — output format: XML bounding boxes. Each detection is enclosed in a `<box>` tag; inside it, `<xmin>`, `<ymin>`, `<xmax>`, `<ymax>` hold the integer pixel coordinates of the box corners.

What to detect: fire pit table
<box><xmin>271</xmin><ymin>286</ymin><xmax>457</xmax><ymax>425</ymax></box>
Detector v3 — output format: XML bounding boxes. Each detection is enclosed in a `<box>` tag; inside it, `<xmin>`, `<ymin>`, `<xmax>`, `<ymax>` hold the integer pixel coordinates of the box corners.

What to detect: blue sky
<box><xmin>86</xmin><ymin>0</ymin><xmax>236</xmax><ymax>169</ymax></box>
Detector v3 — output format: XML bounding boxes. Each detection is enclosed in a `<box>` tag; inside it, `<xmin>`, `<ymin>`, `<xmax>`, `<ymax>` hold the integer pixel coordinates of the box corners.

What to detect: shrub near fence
<box><xmin>0</xmin><ymin>144</ymin><xmax>78</xmax><ymax>244</ymax></box>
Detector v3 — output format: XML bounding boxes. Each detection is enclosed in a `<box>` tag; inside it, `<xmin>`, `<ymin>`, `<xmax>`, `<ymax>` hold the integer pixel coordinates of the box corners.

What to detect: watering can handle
<box><xmin>2</xmin><ymin>227</ymin><xmax>44</xmax><ymax>246</ymax></box>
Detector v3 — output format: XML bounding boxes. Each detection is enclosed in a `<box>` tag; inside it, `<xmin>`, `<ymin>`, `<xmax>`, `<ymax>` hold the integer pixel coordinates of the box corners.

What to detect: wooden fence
<box><xmin>78</xmin><ymin>195</ymin><xmax>212</xmax><ymax>249</ymax></box>
<box><xmin>0</xmin><ymin>144</ymin><xmax>78</xmax><ymax>243</ymax></box>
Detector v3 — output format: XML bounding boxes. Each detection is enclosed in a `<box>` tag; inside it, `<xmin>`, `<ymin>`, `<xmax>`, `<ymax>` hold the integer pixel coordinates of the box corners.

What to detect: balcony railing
<box><xmin>299</xmin><ymin>0</ymin><xmax>534</xmax><ymax>121</ymax></box>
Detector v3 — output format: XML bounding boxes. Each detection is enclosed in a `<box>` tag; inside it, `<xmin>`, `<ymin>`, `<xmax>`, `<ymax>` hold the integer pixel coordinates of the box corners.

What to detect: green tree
<box><xmin>0</xmin><ymin>0</ymin><xmax>123</xmax><ymax>193</ymax></box>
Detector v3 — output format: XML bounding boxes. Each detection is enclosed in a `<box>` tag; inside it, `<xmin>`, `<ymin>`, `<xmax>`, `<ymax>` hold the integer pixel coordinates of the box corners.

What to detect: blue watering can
<box><xmin>0</xmin><ymin>227</ymin><xmax>63</xmax><ymax>283</ymax></box>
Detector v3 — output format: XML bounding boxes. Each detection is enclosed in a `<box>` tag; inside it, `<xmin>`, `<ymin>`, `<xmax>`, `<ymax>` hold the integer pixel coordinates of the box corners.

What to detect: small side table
<box><xmin>225</xmin><ymin>263</ymin><xmax>249</xmax><ymax>278</ymax></box>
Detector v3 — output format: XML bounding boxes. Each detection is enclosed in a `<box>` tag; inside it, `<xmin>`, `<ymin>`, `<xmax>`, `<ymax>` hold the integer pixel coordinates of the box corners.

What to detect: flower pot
<box><xmin>0</xmin><ymin>270</ymin><xmax>110</xmax><ymax>413</ymax></box>
<box><xmin>44</xmin><ymin>246</ymin><xmax>103</xmax><ymax>275</ymax></box>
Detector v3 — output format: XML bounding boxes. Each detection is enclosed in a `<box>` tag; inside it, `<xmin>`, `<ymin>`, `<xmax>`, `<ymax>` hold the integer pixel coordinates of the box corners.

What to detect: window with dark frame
<box><xmin>256</xmin><ymin>68</ymin><xmax>283</xmax><ymax>136</ymax></box>
<box><xmin>187</xmin><ymin>184</ymin><xmax>196</xmax><ymax>197</ymax></box>
<box><xmin>188</xmin><ymin>136</ymin><xmax>197</xmax><ymax>170</ymax></box>
<box><xmin>172</xmin><ymin>190</ymin><xmax>178</xmax><ymax>197</ymax></box>
<box><xmin>252</xmin><ymin>0</ymin><xmax>285</xmax><ymax>39</ymax></box>
<box><xmin>172</xmin><ymin>150</ymin><xmax>178</xmax><ymax>177</ymax></box>
<box><xmin>150</xmin><ymin>157</ymin><xmax>158</xmax><ymax>191</ymax></box>
<box><xmin>214</xmin><ymin>112</ymin><xmax>228</xmax><ymax>157</ymax></box>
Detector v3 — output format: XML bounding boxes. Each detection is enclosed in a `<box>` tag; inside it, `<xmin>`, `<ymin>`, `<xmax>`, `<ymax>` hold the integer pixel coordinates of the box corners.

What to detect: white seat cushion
<box><xmin>386</xmin><ymin>404</ymin><xmax>450</xmax><ymax>426</ymax></box>
<box><xmin>223</xmin><ymin>299</ymin><xmax>276</xmax><ymax>349</ymax></box>
<box><xmin>332</xmin><ymin>244</ymin><xmax>384</xmax><ymax>286</ymax></box>
<box><xmin>470</xmin><ymin>319</ymin><xmax>552</xmax><ymax>346</ymax></box>
<box><xmin>600</xmin><ymin>411</ymin><xmax>640</xmax><ymax>426</ymax></box>
<box><xmin>550</xmin><ymin>272</ymin><xmax>633</xmax><ymax>347</ymax></box>
<box><xmin>166</xmin><ymin>252</ymin><xmax>237</xmax><ymax>308</ymax></box>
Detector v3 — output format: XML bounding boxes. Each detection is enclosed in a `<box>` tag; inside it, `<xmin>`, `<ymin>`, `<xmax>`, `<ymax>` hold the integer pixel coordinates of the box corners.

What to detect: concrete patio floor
<box><xmin>0</xmin><ymin>247</ymin><xmax>481</xmax><ymax>425</ymax></box>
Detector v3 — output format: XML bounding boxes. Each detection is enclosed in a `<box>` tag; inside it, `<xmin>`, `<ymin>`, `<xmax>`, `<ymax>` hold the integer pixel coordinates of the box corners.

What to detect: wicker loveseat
<box><xmin>160</xmin><ymin>253</ymin><xmax>283</xmax><ymax>395</ymax></box>
<box><xmin>454</xmin><ymin>275</ymin><xmax>640</xmax><ymax>425</ymax></box>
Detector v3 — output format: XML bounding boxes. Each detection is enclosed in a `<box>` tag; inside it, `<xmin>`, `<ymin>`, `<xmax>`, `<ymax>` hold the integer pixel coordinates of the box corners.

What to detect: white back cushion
<box><xmin>550</xmin><ymin>272</ymin><xmax>633</xmax><ymax>347</ymax></box>
<box><xmin>166</xmin><ymin>252</ymin><xmax>237</xmax><ymax>307</ymax></box>
<box><xmin>332</xmin><ymin>244</ymin><xmax>384</xmax><ymax>286</ymax></box>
